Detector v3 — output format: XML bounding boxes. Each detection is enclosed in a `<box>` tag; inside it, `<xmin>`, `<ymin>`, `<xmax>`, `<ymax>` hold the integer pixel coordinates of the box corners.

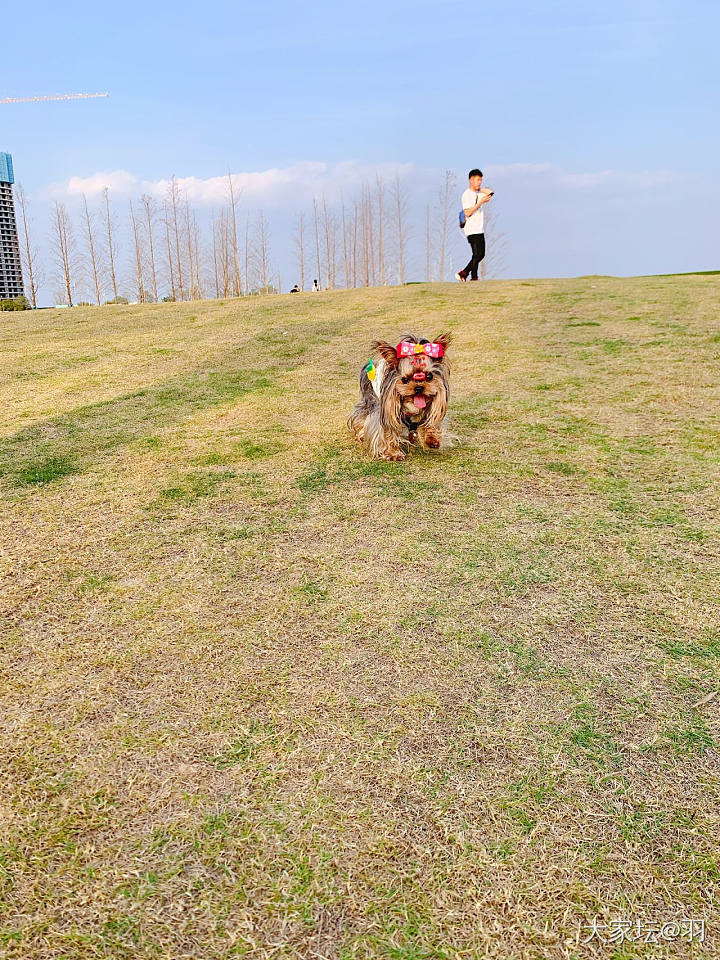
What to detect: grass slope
<box><xmin>1</xmin><ymin>276</ymin><xmax>719</xmax><ymax>959</ymax></box>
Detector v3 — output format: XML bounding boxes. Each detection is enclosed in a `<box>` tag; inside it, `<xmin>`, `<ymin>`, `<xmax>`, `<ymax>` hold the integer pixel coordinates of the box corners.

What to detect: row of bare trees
<box><xmin>296</xmin><ymin>171</ymin><xmax>506</xmax><ymax>289</ymax></box>
<box><xmin>16</xmin><ymin>173</ymin><xmax>279</xmax><ymax>307</ymax></box>
<box><xmin>16</xmin><ymin>170</ymin><xmax>507</xmax><ymax>307</ymax></box>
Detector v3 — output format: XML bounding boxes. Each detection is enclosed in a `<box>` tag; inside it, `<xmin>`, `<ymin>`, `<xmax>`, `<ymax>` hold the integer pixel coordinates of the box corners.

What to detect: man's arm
<box><xmin>463</xmin><ymin>191</ymin><xmax>494</xmax><ymax>217</ymax></box>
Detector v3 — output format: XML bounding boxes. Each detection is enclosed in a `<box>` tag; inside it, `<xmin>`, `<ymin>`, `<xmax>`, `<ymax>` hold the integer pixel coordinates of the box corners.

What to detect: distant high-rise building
<box><xmin>0</xmin><ymin>153</ymin><xmax>25</xmax><ymax>300</ymax></box>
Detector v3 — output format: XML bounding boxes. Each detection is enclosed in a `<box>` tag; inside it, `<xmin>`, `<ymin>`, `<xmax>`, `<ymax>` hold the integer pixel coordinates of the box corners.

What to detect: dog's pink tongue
<box><xmin>412</xmin><ymin>395</ymin><xmax>427</xmax><ymax>409</ymax></box>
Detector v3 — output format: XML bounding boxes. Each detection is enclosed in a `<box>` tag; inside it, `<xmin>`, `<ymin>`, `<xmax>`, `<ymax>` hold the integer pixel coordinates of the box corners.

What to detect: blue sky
<box><xmin>3</xmin><ymin>0</ymin><xmax>718</xmax><ymax>299</ymax></box>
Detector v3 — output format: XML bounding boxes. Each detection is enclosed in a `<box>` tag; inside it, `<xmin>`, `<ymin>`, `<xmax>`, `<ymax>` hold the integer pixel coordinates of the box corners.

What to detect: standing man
<box><xmin>456</xmin><ymin>168</ymin><xmax>494</xmax><ymax>282</ymax></box>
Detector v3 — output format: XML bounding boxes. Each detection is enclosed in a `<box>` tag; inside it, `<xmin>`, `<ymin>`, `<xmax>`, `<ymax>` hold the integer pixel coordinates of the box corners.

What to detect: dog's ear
<box><xmin>373</xmin><ymin>340</ymin><xmax>399</xmax><ymax>368</ymax></box>
<box><xmin>432</xmin><ymin>332</ymin><xmax>451</xmax><ymax>358</ymax></box>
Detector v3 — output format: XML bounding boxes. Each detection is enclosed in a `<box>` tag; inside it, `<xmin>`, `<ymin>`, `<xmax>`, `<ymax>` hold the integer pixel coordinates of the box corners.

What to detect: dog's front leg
<box><xmin>377</xmin><ymin>436</ymin><xmax>406</xmax><ymax>461</ymax></box>
<box><xmin>381</xmin><ymin>442</ymin><xmax>406</xmax><ymax>462</ymax></box>
<box><xmin>417</xmin><ymin>423</ymin><xmax>443</xmax><ymax>449</ymax></box>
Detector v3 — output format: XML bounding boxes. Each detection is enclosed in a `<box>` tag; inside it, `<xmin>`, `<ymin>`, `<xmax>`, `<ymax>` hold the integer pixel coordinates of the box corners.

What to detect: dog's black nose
<box><xmin>414</xmin><ymin>385</ymin><xmax>424</xmax><ymax>394</ymax></box>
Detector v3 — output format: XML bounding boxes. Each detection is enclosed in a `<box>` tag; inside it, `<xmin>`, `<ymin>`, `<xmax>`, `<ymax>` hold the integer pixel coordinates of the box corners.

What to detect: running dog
<box><xmin>348</xmin><ymin>334</ymin><xmax>451</xmax><ymax>461</ymax></box>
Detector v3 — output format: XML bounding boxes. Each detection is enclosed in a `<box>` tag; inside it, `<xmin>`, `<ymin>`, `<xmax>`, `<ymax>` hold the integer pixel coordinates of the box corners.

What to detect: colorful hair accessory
<box><xmin>365</xmin><ymin>358</ymin><xmax>376</xmax><ymax>381</ymax></box>
<box><xmin>396</xmin><ymin>340</ymin><xmax>444</xmax><ymax>359</ymax></box>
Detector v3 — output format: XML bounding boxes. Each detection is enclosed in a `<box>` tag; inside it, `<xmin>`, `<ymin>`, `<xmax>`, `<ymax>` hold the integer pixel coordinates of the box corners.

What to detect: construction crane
<box><xmin>0</xmin><ymin>92</ymin><xmax>109</xmax><ymax>104</ymax></box>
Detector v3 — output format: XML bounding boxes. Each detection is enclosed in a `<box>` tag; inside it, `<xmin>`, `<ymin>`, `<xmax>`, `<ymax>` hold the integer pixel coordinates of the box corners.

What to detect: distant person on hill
<box><xmin>455</xmin><ymin>168</ymin><xmax>494</xmax><ymax>282</ymax></box>
<box><xmin>312</xmin><ymin>279</ymin><xmax>320</xmax><ymax>292</ymax></box>
<box><xmin>290</xmin><ymin>284</ymin><xmax>300</xmax><ymax>293</ymax></box>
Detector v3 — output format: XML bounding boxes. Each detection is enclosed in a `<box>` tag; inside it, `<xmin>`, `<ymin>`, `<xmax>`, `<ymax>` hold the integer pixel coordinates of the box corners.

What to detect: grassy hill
<box><xmin>1</xmin><ymin>276</ymin><xmax>719</xmax><ymax>959</ymax></box>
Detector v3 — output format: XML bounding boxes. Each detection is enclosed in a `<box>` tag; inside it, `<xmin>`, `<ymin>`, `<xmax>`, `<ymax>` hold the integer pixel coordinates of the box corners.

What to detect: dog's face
<box><xmin>394</xmin><ymin>354</ymin><xmax>446</xmax><ymax>418</ymax></box>
<box><xmin>373</xmin><ymin>334</ymin><xmax>450</xmax><ymax>426</ymax></box>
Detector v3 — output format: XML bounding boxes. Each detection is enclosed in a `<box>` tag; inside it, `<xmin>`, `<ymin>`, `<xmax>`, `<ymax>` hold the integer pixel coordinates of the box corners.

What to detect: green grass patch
<box><xmin>13</xmin><ymin>456</ymin><xmax>79</xmax><ymax>486</ymax></box>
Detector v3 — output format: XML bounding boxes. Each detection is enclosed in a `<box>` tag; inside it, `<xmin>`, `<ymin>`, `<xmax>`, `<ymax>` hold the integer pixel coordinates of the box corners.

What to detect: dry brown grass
<box><xmin>1</xmin><ymin>276</ymin><xmax>719</xmax><ymax>958</ymax></box>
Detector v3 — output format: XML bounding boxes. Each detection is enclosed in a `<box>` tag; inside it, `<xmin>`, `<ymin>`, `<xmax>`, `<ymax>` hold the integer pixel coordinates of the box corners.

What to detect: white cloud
<box><xmin>64</xmin><ymin>169</ymin><xmax>142</xmax><ymax>196</ymax></box>
<box><xmin>50</xmin><ymin>160</ymin><xmax>679</xmax><ymax>221</ymax></box>
<box><xmin>58</xmin><ymin>160</ymin><xmax>418</xmax><ymax>206</ymax></box>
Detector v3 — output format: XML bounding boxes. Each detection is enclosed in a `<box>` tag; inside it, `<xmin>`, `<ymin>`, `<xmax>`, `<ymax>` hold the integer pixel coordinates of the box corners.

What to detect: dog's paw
<box><xmin>383</xmin><ymin>450</ymin><xmax>406</xmax><ymax>462</ymax></box>
<box><xmin>420</xmin><ymin>430</ymin><xmax>442</xmax><ymax>449</ymax></box>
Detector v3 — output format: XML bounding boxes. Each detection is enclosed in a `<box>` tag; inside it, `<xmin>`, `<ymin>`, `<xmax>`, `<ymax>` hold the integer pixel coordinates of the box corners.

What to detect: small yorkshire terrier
<box><xmin>348</xmin><ymin>333</ymin><xmax>451</xmax><ymax>461</ymax></box>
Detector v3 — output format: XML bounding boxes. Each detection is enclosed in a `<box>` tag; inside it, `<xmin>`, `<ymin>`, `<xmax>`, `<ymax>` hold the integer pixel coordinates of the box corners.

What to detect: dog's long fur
<box><xmin>348</xmin><ymin>333</ymin><xmax>451</xmax><ymax>461</ymax></box>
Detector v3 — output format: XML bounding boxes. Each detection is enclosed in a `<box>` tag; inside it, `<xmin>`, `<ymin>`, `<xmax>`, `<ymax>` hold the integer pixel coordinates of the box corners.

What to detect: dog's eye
<box><xmin>401</xmin><ymin>376</ymin><xmax>409</xmax><ymax>384</ymax></box>
<box><xmin>426</xmin><ymin>372</ymin><xmax>434</xmax><ymax>381</ymax></box>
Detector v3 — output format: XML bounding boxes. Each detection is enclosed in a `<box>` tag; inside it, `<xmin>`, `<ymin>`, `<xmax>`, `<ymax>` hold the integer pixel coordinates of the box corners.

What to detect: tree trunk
<box><xmin>392</xmin><ymin>174</ymin><xmax>408</xmax><ymax>285</ymax></box>
<box><xmin>141</xmin><ymin>195</ymin><xmax>159</xmax><ymax>302</ymax></box>
<box><xmin>16</xmin><ymin>184</ymin><xmax>40</xmax><ymax>308</ymax></box>
<box><xmin>227</xmin><ymin>172</ymin><xmax>242</xmax><ymax>297</ymax></box>
<box><xmin>52</xmin><ymin>201</ymin><xmax>75</xmax><ymax>307</ymax></box>
<box><xmin>163</xmin><ymin>204</ymin><xmax>176</xmax><ymax>301</ymax></box>
<box><xmin>130</xmin><ymin>200</ymin><xmax>146</xmax><ymax>302</ymax></box>
<box><xmin>211</xmin><ymin>212</ymin><xmax>220</xmax><ymax>298</ymax></box>
<box><xmin>322</xmin><ymin>196</ymin><xmax>333</xmax><ymax>289</ymax></box>
<box><xmin>312</xmin><ymin>197</ymin><xmax>322</xmax><ymax>289</ymax></box>
<box><xmin>341</xmin><ymin>197</ymin><xmax>351</xmax><ymax>289</ymax></box>
<box><xmin>376</xmin><ymin>174</ymin><xmax>385</xmax><ymax>286</ymax></box>
<box><xmin>168</xmin><ymin>176</ymin><xmax>184</xmax><ymax>300</ymax></box>
<box><xmin>437</xmin><ymin>170</ymin><xmax>455</xmax><ymax>282</ymax></box>
<box><xmin>244</xmin><ymin>217</ymin><xmax>250</xmax><ymax>296</ymax></box>
<box><xmin>103</xmin><ymin>187</ymin><xmax>118</xmax><ymax>301</ymax></box>
<box><xmin>184</xmin><ymin>194</ymin><xmax>195</xmax><ymax>300</ymax></box>
<box><xmin>80</xmin><ymin>194</ymin><xmax>102</xmax><ymax>304</ymax></box>
<box><xmin>426</xmin><ymin>205</ymin><xmax>431</xmax><ymax>282</ymax></box>
<box><xmin>294</xmin><ymin>212</ymin><xmax>306</xmax><ymax>290</ymax></box>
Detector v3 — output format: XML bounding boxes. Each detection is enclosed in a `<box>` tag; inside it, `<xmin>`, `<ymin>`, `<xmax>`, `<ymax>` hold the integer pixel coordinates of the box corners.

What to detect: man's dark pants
<box><xmin>463</xmin><ymin>232</ymin><xmax>486</xmax><ymax>280</ymax></box>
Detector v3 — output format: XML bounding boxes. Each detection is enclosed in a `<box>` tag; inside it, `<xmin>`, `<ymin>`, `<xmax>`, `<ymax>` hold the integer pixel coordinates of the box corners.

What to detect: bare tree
<box><xmin>184</xmin><ymin>193</ymin><xmax>196</xmax><ymax>299</ymax></box>
<box><xmin>391</xmin><ymin>174</ymin><xmax>411</xmax><ymax>285</ymax></box>
<box><xmin>191</xmin><ymin>208</ymin><xmax>203</xmax><ymax>298</ymax></box>
<box><xmin>480</xmin><ymin>205</ymin><xmax>508</xmax><ymax>280</ymax></box>
<box><xmin>244</xmin><ymin>216</ymin><xmax>250</xmax><ymax>296</ymax></box>
<box><xmin>365</xmin><ymin>184</ymin><xmax>376</xmax><ymax>286</ymax></box>
<box><xmin>358</xmin><ymin>189</ymin><xmax>367</xmax><ymax>286</ymax></box>
<box><xmin>352</xmin><ymin>199</ymin><xmax>359</xmax><ymax>287</ymax></box>
<box><xmin>293</xmin><ymin>212</ymin><xmax>306</xmax><ymax>290</ymax></box>
<box><xmin>16</xmin><ymin>184</ymin><xmax>42</xmax><ymax>308</ymax></box>
<box><xmin>211</xmin><ymin>212</ymin><xmax>220</xmax><ymax>298</ymax></box>
<box><xmin>312</xmin><ymin>197</ymin><xmax>323</xmax><ymax>289</ymax></box>
<box><xmin>251</xmin><ymin>211</ymin><xmax>272</xmax><ymax>293</ymax></box>
<box><xmin>140</xmin><ymin>194</ymin><xmax>159</xmax><ymax>302</ymax></box>
<box><xmin>340</xmin><ymin>196</ymin><xmax>351</xmax><ymax>288</ymax></box>
<box><xmin>425</xmin><ymin>204</ymin><xmax>432</xmax><ymax>282</ymax></box>
<box><xmin>129</xmin><ymin>200</ymin><xmax>146</xmax><ymax>302</ymax></box>
<box><xmin>322</xmin><ymin>196</ymin><xmax>336</xmax><ymax>288</ymax></box>
<box><xmin>436</xmin><ymin>170</ymin><xmax>455</xmax><ymax>282</ymax></box>
<box><xmin>50</xmin><ymin>201</ymin><xmax>78</xmax><ymax>306</ymax></box>
<box><xmin>218</xmin><ymin>211</ymin><xmax>230</xmax><ymax>296</ymax></box>
<box><xmin>214</xmin><ymin>210</ymin><xmax>232</xmax><ymax>297</ymax></box>
<box><xmin>167</xmin><ymin>176</ymin><xmax>185</xmax><ymax>300</ymax></box>
<box><xmin>102</xmin><ymin>187</ymin><xmax>119</xmax><ymax>301</ymax></box>
<box><xmin>163</xmin><ymin>202</ymin><xmax>176</xmax><ymax>301</ymax></box>
<box><xmin>356</xmin><ymin>184</ymin><xmax>374</xmax><ymax>287</ymax></box>
<box><xmin>376</xmin><ymin>174</ymin><xmax>385</xmax><ymax>285</ymax></box>
<box><xmin>227</xmin><ymin>172</ymin><xmax>242</xmax><ymax>297</ymax></box>
<box><xmin>79</xmin><ymin>194</ymin><xmax>102</xmax><ymax>305</ymax></box>
<box><xmin>223</xmin><ymin>211</ymin><xmax>233</xmax><ymax>296</ymax></box>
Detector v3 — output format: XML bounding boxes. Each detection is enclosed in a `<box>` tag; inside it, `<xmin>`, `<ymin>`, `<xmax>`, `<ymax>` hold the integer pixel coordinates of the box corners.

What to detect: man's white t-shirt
<box><xmin>462</xmin><ymin>189</ymin><xmax>484</xmax><ymax>237</ymax></box>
